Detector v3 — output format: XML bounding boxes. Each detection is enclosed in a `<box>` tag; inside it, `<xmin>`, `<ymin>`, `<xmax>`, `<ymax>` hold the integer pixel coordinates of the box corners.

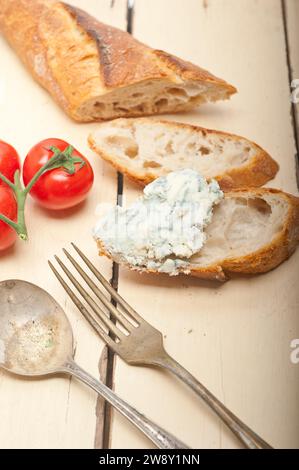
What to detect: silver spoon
<box><xmin>0</xmin><ymin>279</ymin><xmax>188</xmax><ymax>449</ymax></box>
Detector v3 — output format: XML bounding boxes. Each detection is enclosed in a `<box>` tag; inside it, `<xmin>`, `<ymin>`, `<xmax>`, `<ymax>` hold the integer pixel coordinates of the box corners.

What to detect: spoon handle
<box><xmin>63</xmin><ymin>359</ymin><xmax>189</xmax><ymax>449</ymax></box>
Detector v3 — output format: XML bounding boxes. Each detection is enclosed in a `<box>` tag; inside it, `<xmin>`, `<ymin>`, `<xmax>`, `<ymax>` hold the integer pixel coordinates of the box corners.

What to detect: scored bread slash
<box><xmin>88</xmin><ymin>118</ymin><xmax>279</xmax><ymax>190</ymax></box>
<box><xmin>0</xmin><ymin>0</ymin><xmax>236</xmax><ymax>122</ymax></box>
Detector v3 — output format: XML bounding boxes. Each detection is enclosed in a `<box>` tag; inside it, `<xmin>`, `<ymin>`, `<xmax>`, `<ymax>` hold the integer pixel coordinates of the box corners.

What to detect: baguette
<box><xmin>89</xmin><ymin>118</ymin><xmax>279</xmax><ymax>190</ymax></box>
<box><xmin>95</xmin><ymin>188</ymin><xmax>299</xmax><ymax>281</ymax></box>
<box><xmin>0</xmin><ymin>0</ymin><xmax>236</xmax><ymax>122</ymax></box>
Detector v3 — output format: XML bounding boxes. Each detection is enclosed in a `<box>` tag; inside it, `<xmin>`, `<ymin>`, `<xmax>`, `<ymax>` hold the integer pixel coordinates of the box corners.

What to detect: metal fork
<box><xmin>49</xmin><ymin>244</ymin><xmax>273</xmax><ymax>449</ymax></box>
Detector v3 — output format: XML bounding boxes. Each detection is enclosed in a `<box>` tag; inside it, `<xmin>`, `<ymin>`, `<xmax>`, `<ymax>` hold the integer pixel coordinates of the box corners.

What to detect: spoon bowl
<box><xmin>0</xmin><ymin>280</ymin><xmax>73</xmax><ymax>376</ymax></box>
<box><xmin>0</xmin><ymin>279</ymin><xmax>187</xmax><ymax>449</ymax></box>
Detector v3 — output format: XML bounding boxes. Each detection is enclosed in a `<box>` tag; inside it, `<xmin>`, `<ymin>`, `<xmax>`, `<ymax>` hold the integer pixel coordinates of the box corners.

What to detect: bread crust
<box><xmin>0</xmin><ymin>0</ymin><xmax>236</xmax><ymax>121</ymax></box>
<box><xmin>0</xmin><ymin>0</ymin><xmax>71</xmax><ymax>113</ymax></box>
<box><xmin>190</xmin><ymin>188</ymin><xmax>299</xmax><ymax>280</ymax></box>
<box><xmin>88</xmin><ymin>119</ymin><xmax>279</xmax><ymax>190</ymax></box>
<box><xmin>95</xmin><ymin>188</ymin><xmax>299</xmax><ymax>281</ymax></box>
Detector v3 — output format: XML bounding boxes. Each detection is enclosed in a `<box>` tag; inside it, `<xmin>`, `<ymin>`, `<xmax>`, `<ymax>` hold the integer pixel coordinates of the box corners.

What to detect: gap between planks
<box><xmin>94</xmin><ymin>0</ymin><xmax>135</xmax><ymax>449</ymax></box>
<box><xmin>94</xmin><ymin>0</ymin><xmax>299</xmax><ymax>449</ymax></box>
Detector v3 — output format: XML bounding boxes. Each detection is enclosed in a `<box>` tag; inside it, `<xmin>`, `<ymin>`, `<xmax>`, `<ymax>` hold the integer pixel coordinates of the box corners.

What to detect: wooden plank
<box><xmin>0</xmin><ymin>0</ymin><xmax>127</xmax><ymax>449</ymax></box>
<box><xmin>284</xmin><ymin>0</ymin><xmax>299</xmax><ymax>176</ymax></box>
<box><xmin>285</xmin><ymin>0</ymin><xmax>299</xmax><ymax>98</ymax></box>
<box><xmin>109</xmin><ymin>0</ymin><xmax>299</xmax><ymax>449</ymax></box>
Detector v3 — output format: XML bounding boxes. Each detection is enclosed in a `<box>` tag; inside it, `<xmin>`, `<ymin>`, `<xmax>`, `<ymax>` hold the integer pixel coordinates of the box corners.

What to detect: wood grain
<box><xmin>0</xmin><ymin>0</ymin><xmax>299</xmax><ymax>450</ymax></box>
<box><xmin>108</xmin><ymin>0</ymin><xmax>299</xmax><ymax>449</ymax></box>
<box><xmin>284</xmin><ymin>0</ymin><xmax>299</xmax><ymax>182</ymax></box>
<box><xmin>0</xmin><ymin>0</ymin><xmax>126</xmax><ymax>449</ymax></box>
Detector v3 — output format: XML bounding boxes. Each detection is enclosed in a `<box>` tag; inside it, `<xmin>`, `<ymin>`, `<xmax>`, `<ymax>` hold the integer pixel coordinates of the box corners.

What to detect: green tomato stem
<box><xmin>14</xmin><ymin>170</ymin><xmax>28</xmax><ymax>240</ymax></box>
<box><xmin>0</xmin><ymin>146</ymin><xmax>85</xmax><ymax>242</ymax></box>
<box><xmin>0</xmin><ymin>213</ymin><xmax>19</xmax><ymax>231</ymax></box>
<box><xmin>23</xmin><ymin>153</ymin><xmax>62</xmax><ymax>195</ymax></box>
<box><xmin>0</xmin><ymin>172</ymin><xmax>16</xmax><ymax>190</ymax></box>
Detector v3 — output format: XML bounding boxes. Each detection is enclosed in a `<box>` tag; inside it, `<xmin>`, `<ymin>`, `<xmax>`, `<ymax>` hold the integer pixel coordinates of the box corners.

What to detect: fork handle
<box><xmin>155</xmin><ymin>353</ymin><xmax>272</xmax><ymax>449</ymax></box>
<box><xmin>63</xmin><ymin>359</ymin><xmax>189</xmax><ymax>449</ymax></box>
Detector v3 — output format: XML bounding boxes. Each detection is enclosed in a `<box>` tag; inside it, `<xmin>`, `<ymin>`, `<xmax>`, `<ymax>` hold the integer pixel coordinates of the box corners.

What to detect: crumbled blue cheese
<box><xmin>93</xmin><ymin>169</ymin><xmax>223</xmax><ymax>275</ymax></box>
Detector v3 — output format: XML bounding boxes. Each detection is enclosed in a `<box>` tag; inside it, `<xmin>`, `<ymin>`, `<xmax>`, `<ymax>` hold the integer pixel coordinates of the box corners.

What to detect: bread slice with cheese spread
<box><xmin>95</xmin><ymin>187</ymin><xmax>299</xmax><ymax>281</ymax></box>
<box><xmin>0</xmin><ymin>0</ymin><xmax>236</xmax><ymax>122</ymax></box>
<box><xmin>89</xmin><ymin>118</ymin><xmax>279</xmax><ymax>190</ymax></box>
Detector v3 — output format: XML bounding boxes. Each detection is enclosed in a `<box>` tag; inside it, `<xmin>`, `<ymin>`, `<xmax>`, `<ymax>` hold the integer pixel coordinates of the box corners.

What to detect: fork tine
<box><xmin>62</xmin><ymin>248</ymin><xmax>133</xmax><ymax>333</ymax></box>
<box><xmin>71</xmin><ymin>243</ymin><xmax>144</xmax><ymax>324</ymax></box>
<box><xmin>48</xmin><ymin>261</ymin><xmax>117</xmax><ymax>349</ymax></box>
<box><xmin>53</xmin><ymin>255</ymin><xmax>125</xmax><ymax>341</ymax></box>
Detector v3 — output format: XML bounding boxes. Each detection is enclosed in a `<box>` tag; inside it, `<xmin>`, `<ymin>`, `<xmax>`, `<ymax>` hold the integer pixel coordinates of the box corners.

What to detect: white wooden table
<box><xmin>0</xmin><ymin>0</ymin><xmax>298</xmax><ymax>449</ymax></box>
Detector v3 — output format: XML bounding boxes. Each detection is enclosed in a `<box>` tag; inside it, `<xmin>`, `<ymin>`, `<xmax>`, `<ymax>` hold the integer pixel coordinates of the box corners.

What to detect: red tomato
<box><xmin>0</xmin><ymin>140</ymin><xmax>21</xmax><ymax>184</ymax></box>
<box><xmin>0</xmin><ymin>185</ymin><xmax>17</xmax><ymax>251</ymax></box>
<box><xmin>23</xmin><ymin>138</ymin><xmax>94</xmax><ymax>210</ymax></box>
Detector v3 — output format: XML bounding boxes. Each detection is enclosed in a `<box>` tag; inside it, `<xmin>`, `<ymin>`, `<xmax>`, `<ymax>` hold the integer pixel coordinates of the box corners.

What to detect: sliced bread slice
<box><xmin>89</xmin><ymin>118</ymin><xmax>279</xmax><ymax>190</ymax></box>
<box><xmin>95</xmin><ymin>188</ymin><xmax>299</xmax><ymax>281</ymax></box>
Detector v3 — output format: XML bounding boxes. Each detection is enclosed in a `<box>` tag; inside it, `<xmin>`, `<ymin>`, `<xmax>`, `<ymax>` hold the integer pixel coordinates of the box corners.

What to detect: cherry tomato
<box><xmin>0</xmin><ymin>185</ymin><xmax>17</xmax><ymax>251</ymax></box>
<box><xmin>23</xmin><ymin>138</ymin><xmax>94</xmax><ymax>210</ymax></box>
<box><xmin>0</xmin><ymin>140</ymin><xmax>21</xmax><ymax>184</ymax></box>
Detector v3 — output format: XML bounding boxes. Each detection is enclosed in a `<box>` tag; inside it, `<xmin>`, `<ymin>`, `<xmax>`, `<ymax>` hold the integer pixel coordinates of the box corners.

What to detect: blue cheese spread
<box><xmin>93</xmin><ymin>169</ymin><xmax>223</xmax><ymax>275</ymax></box>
